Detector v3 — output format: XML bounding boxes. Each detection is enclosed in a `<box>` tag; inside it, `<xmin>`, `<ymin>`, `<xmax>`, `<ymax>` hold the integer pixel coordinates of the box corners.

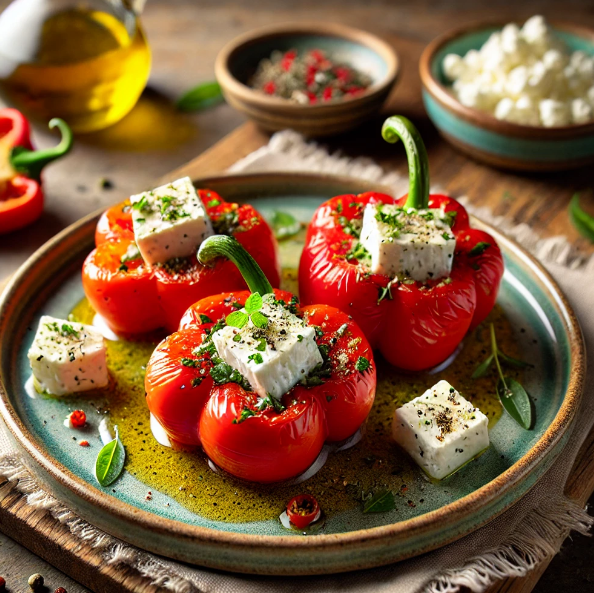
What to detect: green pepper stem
<box><xmin>381</xmin><ymin>116</ymin><xmax>430</xmax><ymax>210</ymax></box>
<box><xmin>10</xmin><ymin>118</ymin><xmax>73</xmax><ymax>181</ymax></box>
<box><xmin>198</xmin><ymin>235</ymin><xmax>273</xmax><ymax>295</ymax></box>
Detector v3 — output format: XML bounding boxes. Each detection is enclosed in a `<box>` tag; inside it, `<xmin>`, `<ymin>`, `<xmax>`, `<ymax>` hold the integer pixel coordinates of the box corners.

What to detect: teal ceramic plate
<box><xmin>0</xmin><ymin>173</ymin><xmax>585</xmax><ymax>575</ymax></box>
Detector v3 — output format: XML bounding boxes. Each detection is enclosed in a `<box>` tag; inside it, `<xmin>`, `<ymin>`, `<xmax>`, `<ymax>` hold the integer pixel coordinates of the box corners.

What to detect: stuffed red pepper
<box><xmin>299</xmin><ymin>116</ymin><xmax>504</xmax><ymax>371</ymax></box>
<box><xmin>83</xmin><ymin>177</ymin><xmax>281</xmax><ymax>335</ymax></box>
<box><xmin>145</xmin><ymin>235</ymin><xmax>376</xmax><ymax>483</ymax></box>
<box><xmin>0</xmin><ymin>108</ymin><xmax>72</xmax><ymax>234</ymax></box>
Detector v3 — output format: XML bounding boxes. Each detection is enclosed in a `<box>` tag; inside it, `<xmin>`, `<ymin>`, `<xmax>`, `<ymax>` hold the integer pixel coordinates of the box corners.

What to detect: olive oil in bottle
<box><xmin>0</xmin><ymin>0</ymin><xmax>151</xmax><ymax>133</ymax></box>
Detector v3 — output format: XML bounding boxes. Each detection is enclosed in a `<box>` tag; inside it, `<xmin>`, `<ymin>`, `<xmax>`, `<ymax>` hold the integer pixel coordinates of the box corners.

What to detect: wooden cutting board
<box><xmin>1</xmin><ymin>32</ymin><xmax>593</xmax><ymax>593</ymax></box>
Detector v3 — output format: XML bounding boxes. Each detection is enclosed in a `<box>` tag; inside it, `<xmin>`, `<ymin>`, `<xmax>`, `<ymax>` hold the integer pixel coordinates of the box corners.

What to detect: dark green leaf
<box><xmin>497</xmin><ymin>377</ymin><xmax>532</xmax><ymax>429</ymax></box>
<box><xmin>363</xmin><ymin>490</ymin><xmax>395</xmax><ymax>513</ymax></box>
<box><xmin>471</xmin><ymin>354</ymin><xmax>494</xmax><ymax>379</ymax></box>
<box><xmin>232</xmin><ymin>407</ymin><xmax>256</xmax><ymax>424</ymax></box>
<box><xmin>199</xmin><ymin>314</ymin><xmax>213</xmax><ymax>324</ymax></box>
<box><xmin>270</xmin><ymin>211</ymin><xmax>301</xmax><ymax>241</ymax></box>
<box><xmin>251</xmin><ymin>311</ymin><xmax>269</xmax><ymax>329</ymax></box>
<box><xmin>226</xmin><ymin>310</ymin><xmax>248</xmax><ymax>329</ymax></box>
<box><xmin>569</xmin><ymin>193</ymin><xmax>594</xmax><ymax>243</ymax></box>
<box><xmin>95</xmin><ymin>431</ymin><xmax>125</xmax><ymax>487</ymax></box>
<box><xmin>210</xmin><ymin>362</ymin><xmax>251</xmax><ymax>391</ymax></box>
<box><xmin>498</xmin><ymin>350</ymin><xmax>530</xmax><ymax>369</ymax></box>
<box><xmin>176</xmin><ymin>81</ymin><xmax>224</xmax><ymax>112</ymax></box>
<box><xmin>181</xmin><ymin>357</ymin><xmax>199</xmax><ymax>368</ymax></box>
<box><xmin>355</xmin><ymin>356</ymin><xmax>371</xmax><ymax>372</ymax></box>
<box><xmin>469</xmin><ymin>242</ymin><xmax>491</xmax><ymax>257</ymax></box>
<box><xmin>245</xmin><ymin>292</ymin><xmax>263</xmax><ymax>314</ymax></box>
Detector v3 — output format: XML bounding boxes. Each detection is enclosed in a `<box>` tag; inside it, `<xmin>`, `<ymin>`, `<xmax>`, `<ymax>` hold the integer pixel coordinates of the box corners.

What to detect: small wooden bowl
<box><xmin>420</xmin><ymin>21</ymin><xmax>594</xmax><ymax>171</ymax></box>
<box><xmin>215</xmin><ymin>22</ymin><xmax>399</xmax><ymax>137</ymax></box>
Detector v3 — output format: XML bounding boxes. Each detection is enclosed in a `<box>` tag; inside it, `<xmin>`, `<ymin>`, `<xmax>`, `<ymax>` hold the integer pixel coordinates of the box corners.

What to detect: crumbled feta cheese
<box><xmin>392</xmin><ymin>380</ymin><xmax>489</xmax><ymax>480</ymax></box>
<box><xmin>28</xmin><ymin>316</ymin><xmax>108</xmax><ymax>396</ymax></box>
<box><xmin>211</xmin><ymin>295</ymin><xmax>323</xmax><ymax>400</ymax></box>
<box><xmin>443</xmin><ymin>15</ymin><xmax>594</xmax><ymax>126</ymax></box>
<box><xmin>359</xmin><ymin>203</ymin><xmax>456</xmax><ymax>282</ymax></box>
<box><xmin>130</xmin><ymin>176</ymin><xmax>213</xmax><ymax>266</ymax></box>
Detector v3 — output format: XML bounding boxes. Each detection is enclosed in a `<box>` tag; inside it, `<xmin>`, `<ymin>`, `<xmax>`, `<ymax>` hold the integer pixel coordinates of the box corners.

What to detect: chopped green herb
<box><xmin>247</xmin><ymin>353</ymin><xmax>264</xmax><ymax>364</ymax></box>
<box><xmin>255</xmin><ymin>338</ymin><xmax>267</xmax><ymax>351</ymax></box>
<box><xmin>210</xmin><ymin>362</ymin><xmax>251</xmax><ymax>391</ymax></box>
<box><xmin>232</xmin><ymin>407</ymin><xmax>256</xmax><ymax>424</ymax></box>
<box><xmin>468</xmin><ymin>242</ymin><xmax>491</xmax><ymax>257</ymax></box>
<box><xmin>199</xmin><ymin>314</ymin><xmax>213</xmax><ymax>324</ymax></box>
<box><xmin>181</xmin><ymin>358</ymin><xmax>199</xmax><ymax>368</ymax></box>
<box><xmin>355</xmin><ymin>356</ymin><xmax>371</xmax><ymax>372</ymax></box>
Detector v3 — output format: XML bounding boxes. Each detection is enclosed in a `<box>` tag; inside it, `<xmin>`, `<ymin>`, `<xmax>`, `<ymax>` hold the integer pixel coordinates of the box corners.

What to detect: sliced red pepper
<box><xmin>84</xmin><ymin>190</ymin><xmax>281</xmax><ymax>335</ymax></box>
<box><xmin>299</xmin><ymin>116</ymin><xmax>504</xmax><ymax>371</ymax></box>
<box><xmin>0</xmin><ymin>109</ymin><xmax>72</xmax><ymax>234</ymax></box>
<box><xmin>286</xmin><ymin>494</ymin><xmax>321</xmax><ymax>529</ymax></box>
<box><xmin>145</xmin><ymin>236</ymin><xmax>376</xmax><ymax>483</ymax></box>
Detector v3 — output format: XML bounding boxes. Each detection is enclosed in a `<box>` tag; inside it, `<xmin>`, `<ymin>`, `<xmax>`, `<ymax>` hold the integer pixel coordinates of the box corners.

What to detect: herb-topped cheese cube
<box><xmin>392</xmin><ymin>380</ymin><xmax>489</xmax><ymax>480</ymax></box>
<box><xmin>130</xmin><ymin>176</ymin><xmax>214</xmax><ymax>265</ymax></box>
<box><xmin>211</xmin><ymin>293</ymin><xmax>323</xmax><ymax>400</ymax></box>
<box><xmin>360</xmin><ymin>204</ymin><xmax>456</xmax><ymax>282</ymax></box>
<box><xmin>27</xmin><ymin>316</ymin><xmax>109</xmax><ymax>396</ymax></box>
<box><xmin>359</xmin><ymin>203</ymin><xmax>456</xmax><ymax>282</ymax></box>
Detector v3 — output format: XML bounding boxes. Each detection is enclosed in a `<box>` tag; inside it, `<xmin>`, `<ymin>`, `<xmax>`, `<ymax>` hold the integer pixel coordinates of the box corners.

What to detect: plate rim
<box><xmin>0</xmin><ymin>172</ymin><xmax>586</xmax><ymax>564</ymax></box>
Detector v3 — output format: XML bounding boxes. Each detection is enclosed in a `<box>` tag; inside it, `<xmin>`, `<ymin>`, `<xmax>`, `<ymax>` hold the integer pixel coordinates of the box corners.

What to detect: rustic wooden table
<box><xmin>1</xmin><ymin>0</ymin><xmax>593</xmax><ymax>591</ymax></box>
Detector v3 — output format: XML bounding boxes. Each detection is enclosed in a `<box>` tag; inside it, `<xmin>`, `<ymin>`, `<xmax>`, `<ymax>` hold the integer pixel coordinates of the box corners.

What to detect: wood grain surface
<box><xmin>1</xmin><ymin>1</ymin><xmax>594</xmax><ymax>591</ymax></box>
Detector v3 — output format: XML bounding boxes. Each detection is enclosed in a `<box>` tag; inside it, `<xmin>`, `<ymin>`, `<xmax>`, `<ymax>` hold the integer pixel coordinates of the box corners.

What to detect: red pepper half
<box><xmin>83</xmin><ymin>190</ymin><xmax>281</xmax><ymax>335</ymax></box>
<box><xmin>299</xmin><ymin>116</ymin><xmax>504</xmax><ymax>371</ymax></box>
<box><xmin>0</xmin><ymin>109</ymin><xmax>72</xmax><ymax>234</ymax></box>
<box><xmin>145</xmin><ymin>235</ymin><xmax>376</xmax><ymax>483</ymax></box>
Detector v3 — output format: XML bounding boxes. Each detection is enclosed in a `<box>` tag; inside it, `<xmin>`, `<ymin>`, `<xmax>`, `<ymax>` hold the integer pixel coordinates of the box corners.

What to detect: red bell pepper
<box><xmin>145</xmin><ymin>235</ymin><xmax>376</xmax><ymax>483</ymax></box>
<box><xmin>83</xmin><ymin>190</ymin><xmax>282</xmax><ymax>335</ymax></box>
<box><xmin>299</xmin><ymin>116</ymin><xmax>504</xmax><ymax>371</ymax></box>
<box><xmin>0</xmin><ymin>108</ymin><xmax>72</xmax><ymax>234</ymax></box>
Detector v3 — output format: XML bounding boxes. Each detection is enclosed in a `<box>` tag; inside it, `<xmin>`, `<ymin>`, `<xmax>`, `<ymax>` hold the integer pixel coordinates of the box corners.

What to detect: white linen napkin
<box><xmin>1</xmin><ymin>131</ymin><xmax>592</xmax><ymax>593</ymax></box>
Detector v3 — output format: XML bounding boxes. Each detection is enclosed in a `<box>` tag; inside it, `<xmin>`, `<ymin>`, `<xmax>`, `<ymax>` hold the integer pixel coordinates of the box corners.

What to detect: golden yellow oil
<box><xmin>0</xmin><ymin>8</ymin><xmax>151</xmax><ymax>133</ymax></box>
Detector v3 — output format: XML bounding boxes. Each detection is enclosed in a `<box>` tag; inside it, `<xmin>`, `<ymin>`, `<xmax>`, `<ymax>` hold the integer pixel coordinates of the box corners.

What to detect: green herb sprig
<box><xmin>225</xmin><ymin>292</ymin><xmax>269</xmax><ymax>329</ymax></box>
<box><xmin>472</xmin><ymin>324</ymin><xmax>532</xmax><ymax>429</ymax></box>
<box><xmin>569</xmin><ymin>193</ymin><xmax>594</xmax><ymax>243</ymax></box>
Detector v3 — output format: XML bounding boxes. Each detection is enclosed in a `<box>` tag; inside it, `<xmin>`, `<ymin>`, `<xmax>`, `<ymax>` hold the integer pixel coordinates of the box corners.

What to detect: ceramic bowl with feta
<box><xmin>0</xmin><ymin>129</ymin><xmax>585</xmax><ymax>573</ymax></box>
<box><xmin>420</xmin><ymin>15</ymin><xmax>594</xmax><ymax>171</ymax></box>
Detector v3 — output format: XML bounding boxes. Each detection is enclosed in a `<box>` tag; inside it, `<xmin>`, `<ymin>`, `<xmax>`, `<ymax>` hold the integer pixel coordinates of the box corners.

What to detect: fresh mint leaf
<box><xmin>226</xmin><ymin>310</ymin><xmax>249</xmax><ymax>329</ymax></box>
<box><xmin>245</xmin><ymin>292</ymin><xmax>263</xmax><ymax>314</ymax></box>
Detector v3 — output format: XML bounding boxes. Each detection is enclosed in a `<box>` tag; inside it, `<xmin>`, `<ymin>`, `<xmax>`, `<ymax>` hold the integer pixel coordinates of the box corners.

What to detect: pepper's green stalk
<box><xmin>198</xmin><ymin>235</ymin><xmax>273</xmax><ymax>295</ymax></box>
<box><xmin>10</xmin><ymin>118</ymin><xmax>73</xmax><ymax>181</ymax></box>
<box><xmin>381</xmin><ymin>116</ymin><xmax>430</xmax><ymax>210</ymax></box>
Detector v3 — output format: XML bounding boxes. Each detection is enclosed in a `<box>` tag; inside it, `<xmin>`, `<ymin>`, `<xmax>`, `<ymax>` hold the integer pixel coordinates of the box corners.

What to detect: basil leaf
<box><xmin>245</xmin><ymin>292</ymin><xmax>263</xmax><ymax>314</ymax></box>
<box><xmin>471</xmin><ymin>354</ymin><xmax>494</xmax><ymax>379</ymax></box>
<box><xmin>251</xmin><ymin>311</ymin><xmax>269</xmax><ymax>329</ymax></box>
<box><xmin>363</xmin><ymin>490</ymin><xmax>395</xmax><ymax>513</ymax></box>
<box><xmin>270</xmin><ymin>211</ymin><xmax>301</xmax><ymax>241</ymax></box>
<box><xmin>176</xmin><ymin>81</ymin><xmax>224</xmax><ymax>112</ymax></box>
<box><xmin>569</xmin><ymin>193</ymin><xmax>594</xmax><ymax>243</ymax></box>
<box><xmin>226</xmin><ymin>311</ymin><xmax>248</xmax><ymax>329</ymax></box>
<box><xmin>95</xmin><ymin>431</ymin><xmax>125</xmax><ymax>487</ymax></box>
<box><xmin>497</xmin><ymin>377</ymin><xmax>532</xmax><ymax>430</ymax></box>
<box><xmin>498</xmin><ymin>350</ymin><xmax>531</xmax><ymax>369</ymax></box>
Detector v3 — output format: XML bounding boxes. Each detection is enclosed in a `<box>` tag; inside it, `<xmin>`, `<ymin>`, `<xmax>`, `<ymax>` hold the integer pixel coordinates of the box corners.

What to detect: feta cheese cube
<box><xmin>28</xmin><ymin>316</ymin><xmax>108</xmax><ymax>396</ymax></box>
<box><xmin>392</xmin><ymin>380</ymin><xmax>489</xmax><ymax>480</ymax></box>
<box><xmin>130</xmin><ymin>176</ymin><xmax>214</xmax><ymax>266</ymax></box>
<box><xmin>443</xmin><ymin>53</ymin><xmax>465</xmax><ymax>81</ymax></box>
<box><xmin>539</xmin><ymin>98</ymin><xmax>571</xmax><ymax>126</ymax></box>
<box><xmin>212</xmin><ymin>295</ymin><xmax>323</xmax><ymax>400</ymax></box>
<box><xmin>571</xmin><ymin>98</ymin><xmax>593</xmax><ymax>124</ymax></box>
<box><xmin>359</xmin><ymin>203</ymin><xmax>456</xmax><ymax>282</ymax></box>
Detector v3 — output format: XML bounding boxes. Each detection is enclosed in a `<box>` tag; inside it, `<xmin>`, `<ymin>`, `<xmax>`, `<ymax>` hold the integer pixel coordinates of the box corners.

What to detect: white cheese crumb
<box><xmin>392</xmin><ymin>380</ymin><xmax>490</xmax><ymax>480</ymax></box>
<box><xmin>444</xmin><ymin>15</ymin><xmax>594</xmax><ymax>126</ymax></box>
<box><xmin>28</xmin><ymin>315</ymin><xmax>108</xmax><ymax>396</ymax></box>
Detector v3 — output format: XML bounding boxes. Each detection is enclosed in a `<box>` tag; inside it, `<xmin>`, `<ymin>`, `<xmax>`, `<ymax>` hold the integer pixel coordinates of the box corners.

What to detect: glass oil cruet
<box><xmin>0</xmin><ymin>0</ymin><xmax>151</xmax><ymax>133</ymax></box>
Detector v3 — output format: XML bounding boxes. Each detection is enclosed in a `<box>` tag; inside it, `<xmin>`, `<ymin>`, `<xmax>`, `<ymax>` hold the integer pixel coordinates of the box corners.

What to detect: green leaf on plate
<box><xmin>270</xmin><ymin>210</ymin><xmax>301</xmax><ymax>241</ymax></box>
<box><xmin>176</xmin><ymin>81</ymin><xmax>224</xmax><ymax>112</ymax></box>
<box><xmin>95</xmin><ymin>430</ymin><xmax>125</xmax><ymax>487</ymax></box>
<box><xmin>225</xmin><ymin>310</ymin><xmax>248</xmax><ymax>329</ymax></box>
<box><xmin>471</xmin><ymin>354</ymin><xmax>494</xmax><ymax>379</ymax></box>
<box><xmin>244</xmin><ymin>292</ymin><xmax>263</xmax><ymax>314</ymax></box>
<box><xmin>362</xmin><ymin>490</ymin><xmax>395</xmax><ymax>513</ymax></box>
<box><xmin>569</xmin><ymin>193</ymin><xmax>594</xmax><ymax>243</ymax></box>
<box><xmin>497</xmin><ymin>377</ymin><xmax>532</xmax><ymax>430</ymax></box>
